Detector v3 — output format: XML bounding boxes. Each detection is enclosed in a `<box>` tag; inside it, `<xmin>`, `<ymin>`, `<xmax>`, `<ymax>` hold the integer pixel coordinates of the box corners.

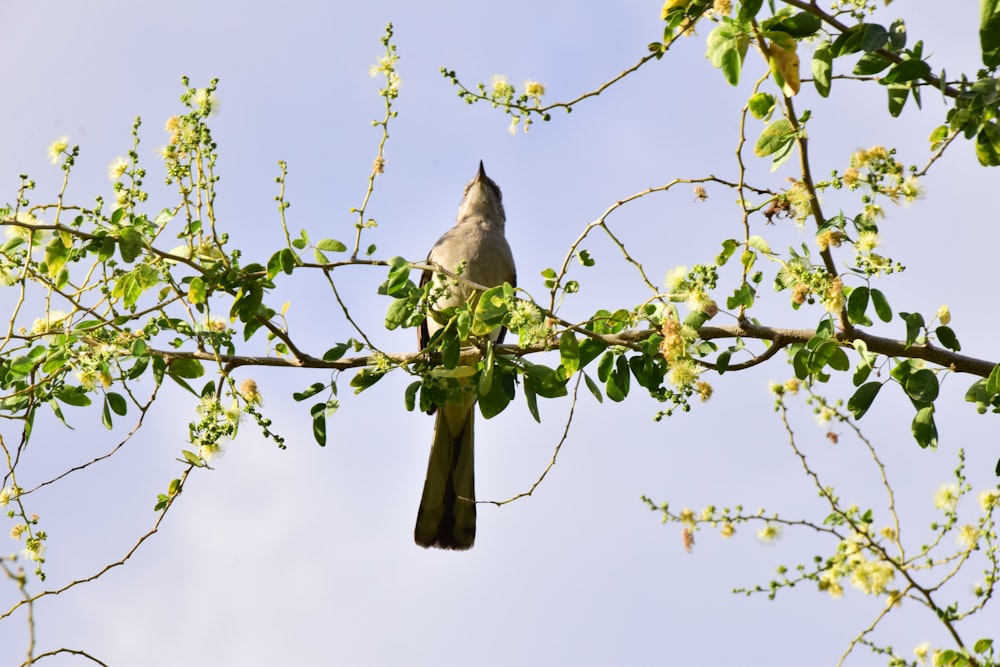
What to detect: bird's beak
<box><xmin>477</xmin><ymin>160</ymin><xmax>487</xmax><ymax>181</ymax></box>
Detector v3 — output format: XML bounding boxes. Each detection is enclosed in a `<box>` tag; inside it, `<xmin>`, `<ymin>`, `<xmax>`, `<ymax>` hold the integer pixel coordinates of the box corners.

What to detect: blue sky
<box><xmin>2</xmin><ymin>2</ymin><xmax>998</xmax><ymax>665</ymax></box>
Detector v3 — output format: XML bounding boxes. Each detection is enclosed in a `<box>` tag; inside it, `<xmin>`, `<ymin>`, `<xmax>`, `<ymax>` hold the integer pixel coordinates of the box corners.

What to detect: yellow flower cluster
<box><xmin>819</xmin><ymin>531</ymin><xmax>897</xmax><ymax>599</ymax></box>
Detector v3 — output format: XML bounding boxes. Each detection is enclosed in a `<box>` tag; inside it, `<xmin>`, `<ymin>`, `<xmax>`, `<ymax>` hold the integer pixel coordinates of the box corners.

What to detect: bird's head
<box><xmin>457</xmin><ymin>161</ymin><xmax>505</xmax><ymax>227</ymax></box>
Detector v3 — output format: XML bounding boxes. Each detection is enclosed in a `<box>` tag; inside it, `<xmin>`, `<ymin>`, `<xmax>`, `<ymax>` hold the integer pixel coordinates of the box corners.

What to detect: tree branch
<box><xmin>144</xmin><ymin>320</ymin><xmax>996</xmax><ymax>379</ymax></box>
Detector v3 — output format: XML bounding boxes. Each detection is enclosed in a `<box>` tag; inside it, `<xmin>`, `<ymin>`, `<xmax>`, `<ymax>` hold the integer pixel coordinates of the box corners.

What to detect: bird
<box><xmin>414</xmin><ymin>161</ymin><xmax>516</xmax><ymax>550</ymax></box>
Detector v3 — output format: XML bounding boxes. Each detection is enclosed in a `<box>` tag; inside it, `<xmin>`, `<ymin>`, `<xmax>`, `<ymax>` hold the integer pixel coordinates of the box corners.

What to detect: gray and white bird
<box><xmin>414</xmin><ymin>161</ymin><xmax>516</xmax><ymax>550</ymax></box>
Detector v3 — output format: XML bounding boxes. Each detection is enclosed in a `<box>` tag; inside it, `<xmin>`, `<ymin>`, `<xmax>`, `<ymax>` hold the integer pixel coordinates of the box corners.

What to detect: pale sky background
<box><xmin>2</xmin><ymin>2</ymin><xmax>999</xmax><ymax>666</ymax></box>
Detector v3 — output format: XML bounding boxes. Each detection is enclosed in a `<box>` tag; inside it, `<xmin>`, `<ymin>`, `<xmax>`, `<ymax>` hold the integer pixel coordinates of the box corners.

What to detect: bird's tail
<box><xmin>414</xmin><ymin>401</ymin><xmax>476</xmax><ymax>549</ymax></box>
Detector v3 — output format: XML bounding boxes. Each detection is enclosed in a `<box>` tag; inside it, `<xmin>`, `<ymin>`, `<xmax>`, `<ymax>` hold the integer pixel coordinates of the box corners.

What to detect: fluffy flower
<box><xmin>31</xmin><ymin>310</ymin><xmax>69</xmax><ymax>335</ymax></box>
<box><xmin>368</xmin><ymin>53</ymin><xmax>399</xmax><ymax>78</ymax></box>
<box><xmin>841</xmin><ymin>167</ymin><xmax>861</xmax><ymax>187</ymax></box>
<box><xmin>957</xmin><ymin>524</ymin><xmax>979</xmax><ymax>550</ymax></box>
<box><xmin>193</xmin><ymin>88</ymin><xmax>220</xmax><ymax>116</ymax></box>
<box><xmin>898</xmin><ymin>175</ymin><xmax>924</xmax><ymax>204</ymax></box>
<box><xmin>199</xmin><ymin>441</ymin><xmax>225</xmax><ymax>462</ymax></box>
<box><xmin>856</xmin><ymin>230</ymin><xmax>881</xmax><ymax>253</ymax></box>
<box><xmin>667</xmin><ymin>359</ymin><xmax>698</xmax><ymax>388</ymax></box>
<box><xmin>0</xmin><ymin>486</ymin><xmax>16</xmax><ymax>507</ymax></box>
<box><xmin>524</xmin><ymin>81</ymin><xmax>546</xmax><ymax>98</ymax></box>
<box><xmin>108</xmin><ymin>156</ymin><xmax>128</xmax><ymax>181</ymax></box>
<box><xmin>713</xmin><ymin>0</ymin><xmax>732</xmax><ymax>14</ymax></box>
<box><xmin>491</xmin><ymin>74</ymin><xmax>514</xmax><ymax>97</ymax></box>
<box><xmin>664</xmin><ymin>266</ymin><xmax>688</xmax><ymax>292</ymax></box>
<box><xmin>695</xmin><ymin>381</ymin><xmax>713</xmax><ymax>402</ymax></box>
<box><xmin>933</xmin><ymin>483</ymin><xmax>959</xmax><ymax>513</ymax></box>
<box><xmin>785</xmin><ymin>182</ymin><xmax>813</xmax><ymax>223</ymax></box>
<box><xmin>978</xmin><ymin>489</ymin><xmax>1000</xmax><ymax>511</ymax></box>
<box><xmin>47</xmin><ymin>136</ymin><xmax>69</xmax><ymax>164</ymax></box>
<box><xmin>850</xmin><ymin>559</ymin><xmax>895</xmax><ymax>595</ymax></box>
<box><xmin>756</xmin><ymin>522</ymin><xmax>783</xmax><ymax>544</ymax></box>
<box><xmin>22</xmin><ymin>541</ymin><xmax>46</xmax><ymax>562</ymax></box>
<box><xmin>240</xmin><ymin>379</ymin><xmax>262</xmax><ymax>405</ymax></box>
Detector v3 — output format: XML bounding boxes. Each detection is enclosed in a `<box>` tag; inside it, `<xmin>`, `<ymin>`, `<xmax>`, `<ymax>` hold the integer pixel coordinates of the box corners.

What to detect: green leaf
<box><xmin>870</xmin><ymin>288</ymin><xmax>892</xmax><ymax>322</ymax></box>
<box><xmin>578</xmin><ymin>338</ymin><xmax>607</xmax><ymax>369</ymax></box>
<box><xmin>904</xmin><ymin>368</ymin><xmax>939</xmax><ymax>404</ymax></box>
<box><xmin>846</xmin><ymin>286</ymin><xmax>871</xmax><ymax>325</ymax></box>
<box><xmin>973</xmin><ymin>638</ymin><xmax>994</xmax><ymax>654</ymax></box>
<box><xmin>596</xmin><ymin>350</ymin><xmax>614</xmax><ymax>382</ymax></box>
<box><xmin>404</xmin><ymin>381</ymin><xmax>420</xmax><ymax>412</ymax></box>
<box><xmin>717</xmin><ymin>238</ymin><xmax>740</xmax><ymax>266</ymax></box>
<box><xmin>472</xmin><ymin>285</ymin><xmax>511</xmax><ymax>335</ymax></box>
<box><xmin>738</xmin><ymin>0</ymin><xmax>763</xmax><ymax>22</ymax></box>
<box><xmin>975</xmin><ymin>123</ymin><xmax>1000</xmax><ymax>167</ymax></box>
<box><xmin>280</xmin><ymin>247</ymin><xmax>296</xmax><ymax>275</ymax></box>
<box><xmin>726</xmin><ymin>282</ymin><xmax>755</xmax><ymax>309</ymax></box>
<box><xmin>293</xmin><ymin>382</ymin><xmax>327</xmax><ymax>401</ymax></box>
<box><xmin>982</xmin><ymin>0</ymin><xmax>1000</xmax><ymax>67</ymax></box>
<box><xmin>188</xmin><ymin>276</ymin><xmax>206</xmax><ymax>304</ymax></box>
<box><xmin>754</xmin><ymin>119</ymin><xmax>795</xmax><ymax>157</ymax></box>
<box><xmin>706</xmin><ymin>23</ymin><xmax>750</xmax><ymax>86</ymax></box>
<box><xmin>628</xmin><ymin>354</ymin><xmax>662</xmax><ymax>392</ymax></box>
<box><xmin>152</xmin><ymin>355</ymin><xmax>166</xmax><ymax>385</ymax></box>
<box><xmin>832</xmin><ymin>23</ymin><xmax>888</xmax><ymax>56</ymax></box>
<box><xmin>852</xmin><ymin>358</ymin><xmax>872</xmax><ymax>386</ymax></box>
<box><xmin>384</xmin><ymin>297</ymin><xmax>413</xmax><ymax>330</ymax></box>
<box><xmin>101</xmin><ymin>397</ymin><xmax>113</xmax><ymax>429</ymax></box>
<box><xmin>812</xmin><ymin>40</ymin><xmax>832</xmax><ymax>97</ymax></box>
<box><xmin>382</xmin><ymin>256</ymin><xmax>413</xmax><ymax>298</ymax></box>
<box><xmin>350</xmin><ymin>369</ymin><xmax>385</xmax><ymax>394</ymax></box>
<box><xmin>44</xmin><ymin>236</ymin><xmax>70</xmax><ymax>278</ymax></box>
<box><xmin>911</xmin><ymin>405</ymin><xmax>937</xmax><ymax>449</ymax></box>
<box><xmin>881</xmin><ymin>58</ymin><xmax>930</xmax><ymax>84</ymax></box>
<box><xmin>180</xmin><ymin>450</ymin><xmax>202</xmax><ymax>466</ymax></box>
<box><xmin>266</xmin><ymin>250</ymin><xmax>284</xmax><ymax>280</ymax></box>
<box><xmin>106</xmin><ymin>392</ymin><xmax>128</xmax><ymax>416</ymax></box>
<box><xmin>323</xmin><ymin>342</ymin><xmax>351</xmax><ymax>361</ymax></box>
<box><xmin>987</xmin><ymin>363</ymin><xmax>1000</xmax><ymax>396</ymax></box>
<box><xmin>479</xmin><ymin>365</ymin><xmax>514</xmax><ymax>419</ymax></box>
<box><xmin>583</xmin><ymin>372</ymin><xmax>603</xmax><ymax>403</ymax></box>
<box><xmin>479</xmin><ymin>345</ymin><xmax>495</xmax><ymax>395</ymax></box>
<box><xmin>769</xmin><ymin>11</ymin><xmax>821</xmax><ymax>37</ymax></box>
<box><xmin>310</xmin><ymin>402</ymin><xmax>327</xmax><ymax>446</ymax></box>
<box><xmin>899</xmin><ymin>311</ymin><xmax>924</xmax><ymax>346</ymax></box>
<box><xmin>747</xmin><ymin>92</ymin><xmax>775</xmax><ymax>119</ymax></box>
<box><xmin>792</xmin><ymin>347</ymin><xmax>809</xmax><ymax>379</ymax></box>
<box><xmin>55</xmin><ymin>386</ymin><xmax>92</xmax><ymax>407</ymax></box>
<box><xmin>169</xmin><ymin>358</ymin><xmax>204</xmax><ymax>379</ymax></box>
<box><xmin>523</xmin><ymin>377</ymin><xmax>540</xmax><ymax>423</ymax></box>
<box><xmin>935</xmin><ymin>325</ymin><xmax>960</xmax><ymax>352</ymax></box>
<box><xmin>559</xmin><ymin>331</ymin><xmax>580</xmax><ymax>376</ymax></box>
<box><xmin>45</xmin><ymin>398</ymin><xmax>70</xmax><ymax>429</ymax></box>
<box><xmin>605</xmin><ymin>355</ymin><xmax>630</xmax><ymax>402</ymax></box>
<box><xmin>853</xmin><ymin>52</ymin><xmax>892</xmax><ymax>76</ymax></box>
<box><xmin>888</xmin><ymin>18</ymin><xmax>906</xmax><ymax>51</ymax></box>
<box><xmin>886</xmin><ymin>83</ymin><xmax>909</xmax><ymax>117</ymax></box>
<box><xmin>117</xmin><ymin>226</ymin><xmax>144</xmax><ymax>263</ymax></box>
<box><xmin>523</xmin><ymin>362</ymin><xmax>569</xmax><ymax>399</ymax></box>
<box><xmin>965</xmin><ymin>378</ymin><xmax>995</xmax><ymax>414</ymax></box>
<box><xmin>812</xmin><ymin>339</ymin><xmax>850</xmax><ymax>372</ymax></box>
<box><xmin>317</xmin><ymin>238</ymin><xmax>347</xmax><ymax>252</ymax></box>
